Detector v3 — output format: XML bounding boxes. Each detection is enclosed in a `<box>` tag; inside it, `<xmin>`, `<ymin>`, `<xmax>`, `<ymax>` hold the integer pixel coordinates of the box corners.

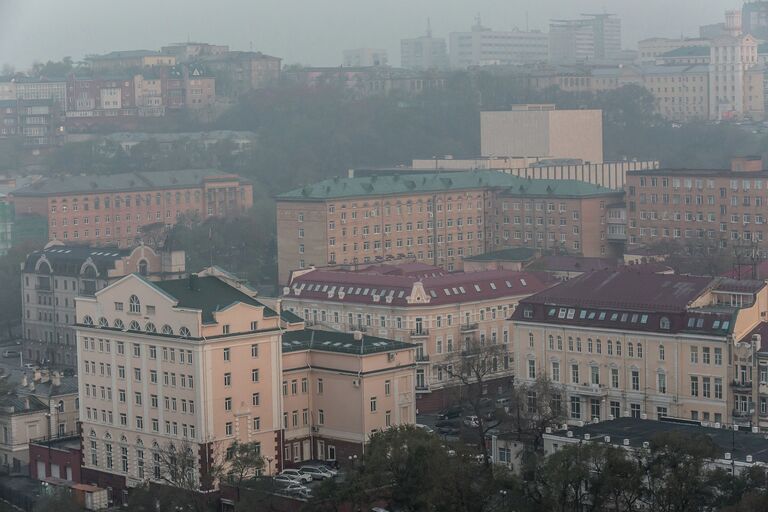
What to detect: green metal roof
<box><xmin>660</xmin><ymin>46</ymin><xmax>710</xmax><ymax>58</ymax></box>
<box><xmin>282</xmin><ymin>329</ymin><xmax>415</xmax><ymax>355</ymax></box>
<box><xmin>277</xmin><ymin>170</ymin><xmax>621</xmax><ymax>201</ymax></box>
<box><xmin>464</xmin><ymin>247</ymin><xmax>537</xmax><ymax>262</ymax></box>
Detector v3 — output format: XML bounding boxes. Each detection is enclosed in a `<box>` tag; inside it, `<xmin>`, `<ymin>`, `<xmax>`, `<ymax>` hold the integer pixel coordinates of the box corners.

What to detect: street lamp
<box><xmin>265</xmin><ymin>456</ymin><xmax>273</xmax><ymax>476</ymax></box>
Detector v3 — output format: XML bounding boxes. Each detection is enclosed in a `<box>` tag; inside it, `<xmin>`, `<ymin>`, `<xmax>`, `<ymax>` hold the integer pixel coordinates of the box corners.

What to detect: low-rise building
<box><xmin>86</xmin><ymin>51</ymin><xmax>176</xmax><ymax>73</ymax></box>
<box><xmin>22</xmin><ymin>242</ymin><xmax>186</xmax><ymax>366</ymax></box>
<box><xmin>343</xmin><ymin>48</ymin><xmax>389</xmax><ymax>67</ymax></box>
<box><xmin>511</xmin><ymin>270</ymin><xmax>768</xmax><ymax>426</ymax></box>
<box><xmin>201</xmin><ymin>51</ymin><xmax>281</xmax><ymax>96</ymax></box>
<box><xmin>282</xmin><ymin>262</ymin><xmax>553</xmax><ymax>410</ymax></box>
<box><xmin>0</xmin><ymin>370</ymin><xmax>79</xmax><ymax>474</ymax></box>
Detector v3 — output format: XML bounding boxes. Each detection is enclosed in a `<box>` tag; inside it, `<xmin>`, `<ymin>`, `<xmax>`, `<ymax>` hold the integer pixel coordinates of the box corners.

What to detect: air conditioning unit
<box><xmin>352</xmin><ymin>379</ymin><xmax>360</xmax><ymax>387</ymax></box>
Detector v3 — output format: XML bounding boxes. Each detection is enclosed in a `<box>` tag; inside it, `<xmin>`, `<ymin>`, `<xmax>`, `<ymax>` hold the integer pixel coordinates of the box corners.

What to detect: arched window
<box><xmin>637</xmin><ymin>343</ymin><xmax>643</xmax><ymax>358</ymax></box>
<box><xmin>607</xmin><ymin>340</ymin><xmax>613</xmax><ymax>355</ymax></box>
<box><xmin>129</xmin><ymin>295</ymin><xmax>141</xmax><ymax>314</ymax></box>
<box><xmin>114</xmin><ymin>318</ymin><xmax>125</xmax><ymax>329</ymax></box>
<box><xmin>82</xmin><ymin>315</ymin><xmax>94</xmax><ymax>326</ymax></box>
<box><xmin>83</xmin><ymin>265</ymin><xmax>97</xmax><ymax>278</ymax></box>
<box><xmin>660</xmin><ymin>317</ymin><xmax>671</xmax><ymax>330</ymax></box>
<box><xmin>161</xmin><ymin>325</ymin><xmax>174</xmax><ymax>335</ymax></box>
<box><xmin>98</xmin><ymin>317</ymin><xmax>109</xmax><ymax>328</ymax></box>
<box><xmin>129</xmin><ymin>320</ymin><xmax>141</xmax><ymax>331</ymax></box>
<box><xmin>628</xmin><ymin>343</ymin><xmax>634</xmax><ymax>358</ymax></box>
<box><xmin>145</xmin><ymin>322</ymin><xmax>157</xmax><ymax>333</ymax></box>
<box><xmin>616</xmin><ymin>341</ymin><xmax>622</xmax><ymax>356</ymax></box>
<box><xmin>138</xmin><ymin>260</ymin><xmax>149</xmax><ymax>276</ymax></box>
<box><xmin>179</xmin><ymin>326</ymin><xmax>191</xmax><ymax>338</ymax></box>
<box><xmin>659</xmin><ymin>345</ymin><xmax>665</xmax><ymax>361</ymax></box>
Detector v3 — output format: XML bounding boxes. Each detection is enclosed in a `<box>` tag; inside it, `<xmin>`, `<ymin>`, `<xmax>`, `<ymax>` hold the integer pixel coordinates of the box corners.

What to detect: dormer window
<box><xmin>523</xmin><ymin>308</ymin><xmax>533</xmax><ymax>319</ymax></box>
<box><xmin>660</xmin><ymin>317</ymin><xmax>671</xmax><ymax>330</ymax></box>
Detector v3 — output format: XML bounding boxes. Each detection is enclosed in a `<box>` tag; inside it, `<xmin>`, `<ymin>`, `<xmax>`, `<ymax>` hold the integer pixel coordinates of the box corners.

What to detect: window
<box><xmin>318</xmin><ymin>409</ymin><xmax>325</xmax><ymax>425</ymax></box>
<box><xmin>252</xmin><ymin>393</ymin><xmax>260</xmax><ymax>406</ymax></box>
<box><xmin>631</xmin><ymin>370</ymin><xmax>639</xmax><ymax>390</ymax></box>
<box><xmin>224</xmin><ymin>373</ymin><xmax>231</xmax><ymax>386</ymax></box>
<box><xmin>252</xmin><ymin>369</ymin><xmax>260</xmax><ymax>382</ymax></box>
<box><xmin>570</xmin><ymin>397</ymin><xmax>581</xmax><ymax>419</ymax></box>
<box><xmin>370</xmin><ymin>396</ymin><xmax>377</xmax><ymax>413</ymax></box>
<box><xmin>658</xmin><ymin>373</ymin><xmax>667</xmax><ymax>394</ymax></box>
<box><xmin>223</xmin><ymin>348</ymin><xmax>230</xmax><ymax>361</ymax></box>
<box><xmin>224</xmin><ymin>397</ymin><xmax>232</xmax><ymax>411</ymax></box>
<box><xmin>690</xmin><ymin>376</ymin><xmax>699</xmax><ymax>396</ymax></box>
<box><xmin>318</xmin><ymin>378</ymin><xmax>324</xmax><ymax>394</ymax></box>
<box><xmin>251</xmin><ymin>344</ymin><xmax>259</xmax><ymax>358</ymax></box>
<box><xmin>690</xmin><ymin>346</ymin><xmax>698</xmax><ymax>363</ymax></box>
<box><xmin>527</xmin><ymin>360</ymin><xmax>536</xmax><ymax>379</ymax></box>
<box><xmin>225</xmin><ymin>422</ymin><xmax>233</xmax><ymax>436</ymax></box>
<box><xmin>129</xmin><ymin>295</ymin><xmax>141</xmax><ymax>314</ymax></box>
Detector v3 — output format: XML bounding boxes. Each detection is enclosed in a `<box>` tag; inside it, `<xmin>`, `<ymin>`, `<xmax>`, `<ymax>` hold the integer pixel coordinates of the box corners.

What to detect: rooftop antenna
<box><xmin>426</xmin><ymin>17</ymin><xmax>432</xmax><ymax>38</ymax></box>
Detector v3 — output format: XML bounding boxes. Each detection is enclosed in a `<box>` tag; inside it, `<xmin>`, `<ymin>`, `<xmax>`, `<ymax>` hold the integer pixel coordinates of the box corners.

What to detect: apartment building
<box><xmin>275</xmin><ymin>170</ymin><xmax>624</xmax><ymax>284</ymax></box>
<box><xmin>625</xmin><ymin>162</ymin><xmax>768</xmax><ymax>252</ymax></box>
<box><xmin>709</xmin><ymin>34</ymin><xmax>764</xmax><ymax>120</ymax></box>
<box><xmin>401</xmin><ymin>29</ymin><xmax>449</xmax><ymax>70</ymax></box>
<box><xmin>22</xmin><ymin>242</ymin><xmax>185</xmax><ymax>366</ymax></box>
<box><xmin>75</xmin><ymin>270</ymin><xmax>414</xmax><ymax>502</ymax></box>
<box><xmin>0</xmin><ymin>371</ymin><xmax>78</xmax><ymax>474</ymax></box>
<box><xmin>282</xmin><ymin>262</ymin><xmax>553</xmax><ymax>410</ymax></box>
<box><xmin>86</xmin><ymin>51</ymin><xmax>176</xmax><ymax>73</ymax></box>
<box><xmin>11</xmin><ymin>169</ymin><xmax>253</xmax><ymax>248</ymax></box>
<box><xmin>343</xmin><ymin>49</ymin><xmax>389</xmax><ymax>67</ymax></box>
<box><xmin>511</xmin><ymin>270</ymin><xmax>768</xmax><ymax>425</ymax></box>
<box><xmin>549</xmin><ymin>14</ymin><xmax>622</xmax><ymax>63</ymax></box>
<box><xmin>448</xmin><ymin>21</ymin><xmax>549</xmax><ymax>68</ymax></box>
<box><xmin>201</xmin><ymin>51</ymin><xmax>281</xmax><ymax>96</ymax></box>
<box><xmin>281</xmin><ymin>329</ymin><xmax>415</xmax><ymax>463</ymax></box>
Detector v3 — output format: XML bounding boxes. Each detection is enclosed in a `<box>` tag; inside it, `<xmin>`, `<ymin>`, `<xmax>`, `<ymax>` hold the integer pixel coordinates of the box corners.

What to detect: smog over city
<box><xmin>3</xmin><ymin>1</ymin><xmax>768</xmax><ymax>511</ymax></box>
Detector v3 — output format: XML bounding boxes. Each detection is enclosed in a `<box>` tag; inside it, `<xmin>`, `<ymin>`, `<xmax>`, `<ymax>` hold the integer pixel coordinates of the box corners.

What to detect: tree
<box><xmin>502</xmin><ymin>377</ymin><xmax>566</xmax><ymax>450</ymax></box>
<box><xmin>224</xmin><ymin>440</ymin><xmax>265</xmax><ymax>490</ymax></box>
<box><xmin>440</xmin><ymin>335</ymin><xmax>510</xmax><ymax>466</ymax></box>
<box><xmin>33</xmin><ymin>488</ymin><xmax>82</xmax><ymax>512</ymax></box>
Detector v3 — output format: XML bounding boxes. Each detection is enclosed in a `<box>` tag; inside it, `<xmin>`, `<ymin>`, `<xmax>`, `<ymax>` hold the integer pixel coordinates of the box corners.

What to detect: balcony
<box><xmin>733</xmin><ymin>408</ymin><xmax>753</xmax><ymax>419</ymax></box>
<box><xmin>572</xmin><ymin>383</ymin><xmax>606</xmax><ymax>397</ymax></box>
<box><xmin>606</xmin><ymin>231</ymin><xmax>627</xmax><ymax>241</ymax></box>
<box><xmin>416</xmin><ymin>354</ymin><xmax>430</xmax><ymax>363</ymax></box>
<box><xmin>460</xmin><ymin>323</ymin><xmax>479</xmax><ymax>332</ymax></box>
<box><xmin>410</xmin><ymin>329</ymin><xmax>430</xmax><ymax>338</ymax></box>
<box><xmin>415</xmin><ymin>384</ymin><xmax>430</xmax><ymax>392</ymax></box>
<box><xmin>732</xmin><ymin>379</ymin><xmax>753</xmax><ymax>391</ymax></box>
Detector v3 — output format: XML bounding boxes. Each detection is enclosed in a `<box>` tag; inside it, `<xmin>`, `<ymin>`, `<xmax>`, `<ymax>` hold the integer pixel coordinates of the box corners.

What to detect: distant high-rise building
<box><xmin>448</xmin><ymin>17</ymin><xmax>549</xmax><ymax>68</ymax></box>
<box><xmin>401</xmin><ymin>22</ymin><xmax>449</xmax><ymax>70</ymax></box>
<box><xmin>342</xmin><ymin>48</ymin><xmax>388</xmax><ymax>67</ymax></box>
<box><xmin>743</xmin><ymin>1</ymin><xmax>768</xmax><ymax>39</ymax></box>
<box><xmin>549</xmin><ymin>14</ymin><xmax>621</xmax><ymax>63</ymax></box>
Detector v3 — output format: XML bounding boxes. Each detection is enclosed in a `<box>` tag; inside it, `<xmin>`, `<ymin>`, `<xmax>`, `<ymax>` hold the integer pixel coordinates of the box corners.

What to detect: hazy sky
<box><xmin>0</xmin><ymin>0</ymin><xmax>739</xmax><ymax>70</ymax></box>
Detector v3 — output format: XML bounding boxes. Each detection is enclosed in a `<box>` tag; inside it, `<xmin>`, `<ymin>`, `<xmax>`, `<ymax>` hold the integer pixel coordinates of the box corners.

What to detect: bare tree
<box><xmin>224</xmin><ymin>440</ymin><xmax>266</xmax><ymax>489</ymax></box>
<box><xmin>502</xmin><ymin>377</ymin><xmax>566</xmax><ymax>450</ymax></box>
<box><xmin>440</xmin><ymin>335</ymin><xmax>510</xmax><ymax>467</ymax></box>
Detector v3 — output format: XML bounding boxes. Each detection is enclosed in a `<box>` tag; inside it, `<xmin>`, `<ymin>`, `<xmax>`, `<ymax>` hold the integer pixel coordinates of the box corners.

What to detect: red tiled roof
<box><xmin>285</xmin><ymin>264</ymin><xmax>555</xmax><ymax>306</ymax></box>
<box><xmin>521</xmin><ymin>270</ymin><xmax>713</xmax><ymax>313</ymax></box>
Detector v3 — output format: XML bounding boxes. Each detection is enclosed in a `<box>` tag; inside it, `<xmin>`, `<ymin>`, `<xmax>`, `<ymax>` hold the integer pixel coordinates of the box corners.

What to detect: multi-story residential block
<box><xmin>401</xmin><ymin>27</ymin><xmax>449</xmax><ymax>70</ymax></box>
<box><xmin>282</xmin><ymin>262</ymin><xmax>553</xmax><ymax>410</ymax></box>
<box><xmin>275</xmin><ymin>170</ymin><xmax>624</xmax><ymax>284</ymax></box>
<box><xmin>18</xmin><ymin>99</ymin><xmax>62</xmax><ymax>147</ymax></box>
<box><xmin>0</xmin><ymin>370</ymin><xmax>79</xmax><ymax>474</ymax></box>
<box><xmin>709</xmin><ymin>34</ymin><xmax>764</xmax><ymax>120</ymax></box>
<box><xmin>0</xmin><ymin>100</ymin><xmax>18</xmax><ymax>138</ymax></box>
<box><xmin>86</xmin><ymin>51</ymin><xmax>176</xmax><ymax>73</ymax></box>
<box><xmin>75</xmin><ymin>270</ymin><xmax>414</xmax><ymax>502</ymax></box>
<box><xmin>283</xmin><ymin>66</ymin><xmax>446</xmax><ymax>97</ymax></box>
<box><xmin>14</xmin><ymin>77</ymin><xmax>67</xmax><ymax>111</ymax></box>
<box><xmin>512</xmin><ymin>269</ymin><xmax>768</xmax><ymax>426</ymax></box>
<box><xmin>0</xmin><ymin>80</ymin><xmax>16</xmax><ymax>101</ymax></box>
<box><xmin>160</xmin><ymin>42</ymin><xmax>230</xmax><ymax>62</ymax></box>
<box><xmin>449</xmin><ymin>20</ymin><xmax>548</xmax><ymax>68</ymax></box>
<box><xmin>201</xmin><ymin>51</ymin><xmax>281</xmax><ymax>97</ymax></box>
<box><xmin>481</xmin><ymin>105</ymin><xmax>604</xmax><ymax>163</ymax></box>
<box><xmin>22</xmin><ymin>242</ymin><xmax>185</xmax><ymax>366</ymax></box>
<box><xmin>549</xmin><ymin>14</ymin><xmax>622</xmax><ymax>63</ymax></box>
<box><xmin>11</xmin><ymin>169</ymin><xmax>253</xmax><ymax>248</ymax></box>
<box><xmin>343</xmin><ymin>49</ymin><xmax>389</xmax><ymax>67</ymax></box>
<box><xmin>637</xmin><ymin>38</ymin><xmax>710</xmax><ymax>64</ymax></box>
<box><xmin>624</xmin><ymin>162</ymin><xmax>768</xmax><ymax>252</ymax></box>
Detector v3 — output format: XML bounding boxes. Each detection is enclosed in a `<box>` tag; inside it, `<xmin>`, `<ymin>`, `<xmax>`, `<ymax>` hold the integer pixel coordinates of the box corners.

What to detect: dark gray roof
<box><xmin>552</xmin><ymin>417</ymin><xmax>768</xmax><ymax>464</ymax></box>
<box><xmin>282</xmin><ymin>329</ymin><xmax>415</xmax><ymax>355</ymax></box>
<box><xmin>0</xmin><ymin>394</ymin><xmax>48</xmax><ymax>414</ymax></box>
<box><xmin>12</xmin><ymin>169</ymin><xmax>245</xmax><ymax>197</ymax></box>
<box><xmin>23</xmin><ymin>376</ymin><xmax>79</xmax><ymax>397</ymax></box>
<box><xmin>24</xmin><ymin>244</ymin><xmax>129</xmax><ymax>275</ymax></box>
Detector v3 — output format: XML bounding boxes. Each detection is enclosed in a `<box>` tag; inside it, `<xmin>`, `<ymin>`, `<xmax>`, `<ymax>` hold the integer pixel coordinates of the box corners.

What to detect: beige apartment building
<box><xmin>480</xmin><ymin>106</ymin><xmax>604</xmax><ymax>163</ymax></box>
<box><xmin>709</xmin><ymin>34</ymin><xmax>764</xmax><ymax>120</ymax></box>
<box><xmin>75</xmin><ymin>269</ymin><xmax>414</xmax><ymax>502</ymax></box>
<box><xmin>282</xmin><ymin>263</ymin><xmax>553</xmax><ymax>411</ymax></box>
<box><xmin>275</xmin><ymin>170</ymin><xmax>624</xmax><ymax>284</ymax></box>
<box><xmin>511</xmin><ymin>270</ymin><xmax>768</xmax><ymax>426</ymax></box>
<box><xmin>625</xmin><ymin>161</ymin><xmax>768</xmax><ymax>253</ymax></box>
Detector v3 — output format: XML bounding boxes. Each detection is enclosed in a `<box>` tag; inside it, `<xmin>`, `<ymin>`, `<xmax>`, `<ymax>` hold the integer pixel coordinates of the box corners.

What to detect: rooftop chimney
<box><xmin>51</xmin><ymin>371</ymin><xmax>61</xmax><ymax>387</ymax></box>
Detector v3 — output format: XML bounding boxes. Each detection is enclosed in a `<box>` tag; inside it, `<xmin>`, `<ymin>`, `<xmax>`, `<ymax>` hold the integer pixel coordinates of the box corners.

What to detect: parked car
<box><xmin>279</xmin><ymin>469</ymin><xmax>312</xmax><ymax>484</ymax></box>
<box><xmin>435</xmin><ymin>419</ymin><xmax>458</xmax><ymax>428</ymax></box>
<box><xmin>2</xmin><ymin>350</ymin><xmax>18</xmax><ymax>358</ymax></box>
<box><xmin>437</xmin><ymin>405</ymin><xmax>463</xmax><ymax>420</ymax></box>
<box><xmin>283</xmin><ymin>482</ymin><xmax>310</xmax><ymax>497</ymax></box>
<box><xmin>273</xmin><ymin>475</ymin><xmax>297</xmax><ymax>486</ymax></box>
<box><xmin>314</xmin><ymin>464</ymin><xmax>337</xmax><ymax>477</ymax></box>
<box><xmin>414</xmin><ymin>423</ymin><xmax>434</xmax><ymax>434</ymax></box>
<box><xmin>463</xmin><ymin>415</ymin><xmax>480</xmax><ymax>428</ymax></box>
<box><xmin>299</xmin><ymin>466</ymin><xmax>331</xmax><ymax>480</ymax></box>
<box><xmin>437</xmin><ymin>426</ymin><xmax>460</xmax><ymax>436</ymax></box>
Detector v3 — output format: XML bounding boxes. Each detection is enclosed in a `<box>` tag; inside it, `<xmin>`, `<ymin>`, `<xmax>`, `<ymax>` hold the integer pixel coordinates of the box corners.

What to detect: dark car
<box><xmin>437</xmin><ymin>405</ymin><xmax>463</xmax><ymax>420</ymax></box>
<box><xmin>437</xmin><ymin>426</ymin><xmax>460</xmax><ymax>436</ymax></box>
<box><xmin>435</xmin><ymin>419</ymin><xmax>459</xmax><ymax>428</ymax></box>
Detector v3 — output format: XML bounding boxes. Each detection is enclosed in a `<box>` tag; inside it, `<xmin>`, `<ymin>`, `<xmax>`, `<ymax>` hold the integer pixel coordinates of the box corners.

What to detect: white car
<box><xmin>273</xmin><ymin>474</ymin><xmax>297</xmax><ymax>486</ymax></box>
<box><xmin>280</xmin><ymin>468</ymin><xmax>312</xmax><ymax>484</ymax></box>
<box><xmin>314</xmin><ymin>464</ymin><xmax>337</xmax><ymax>477</ymax></box>
<box><xmin>299</xmin><ymin>466</ymin><xmax>331</xmax><ymax>480</ymax></box>
<box><xmin>414</xmin><ymin>423</ymin><xmax>435</xmax><ymax>434</ymax></box>
<box><xmin>463</xmin><ymin>415</ymin><xmax>480</xmax><ymax>428</ymax></box>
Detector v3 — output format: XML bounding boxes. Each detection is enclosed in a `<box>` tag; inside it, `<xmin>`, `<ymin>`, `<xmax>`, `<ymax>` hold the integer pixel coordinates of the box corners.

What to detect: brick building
<box><xmin>511</xmin><ymin>269</ymin><xmax>768</xmax><ymax>426</ymax></box>
<box><xmin>275</xmin><ymin>170</ymin><xmax>624</xmax><ymax>284</ymax></box>
<box><xmin>282</xmin><ymin>262</ymin><xmax>554</xmax><ymax>411</ymax></box>
<box><xmin>625</xmin><ymin>160</ymin><xmax>768</xmax><ymax>252</ymax></box>
<box><xmin>11</xmin><ymin>169</ymin><xmax>253</xmax><ymax>248</ymax></box>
